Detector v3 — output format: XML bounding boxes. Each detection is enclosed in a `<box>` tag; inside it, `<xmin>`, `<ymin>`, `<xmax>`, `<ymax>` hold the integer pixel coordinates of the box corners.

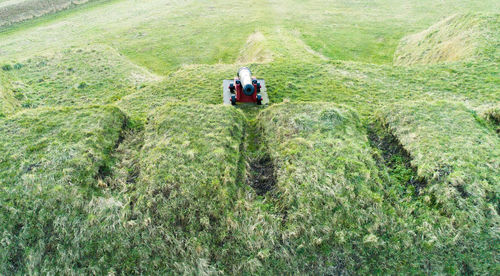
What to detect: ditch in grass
<box><xmin>239</xmin><ymin>105</ymin><xmax>277</xmax><ymax>196</ymax></box>
<box><xmin>367</xmin><ymin>122</ymin><xmax>426</xmax><ymax>195</ymax></box>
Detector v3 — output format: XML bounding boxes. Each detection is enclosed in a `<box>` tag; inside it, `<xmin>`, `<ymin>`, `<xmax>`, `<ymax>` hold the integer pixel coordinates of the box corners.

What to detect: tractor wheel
<box><xmin>256</xmin><ymin>94</ymin><xmax>262</xmax><ymax>105</ymax></box>
<box><xmin>231</xmin><ymin>95</ymin><xmax>237</xmax><ymax>105</ymax></box>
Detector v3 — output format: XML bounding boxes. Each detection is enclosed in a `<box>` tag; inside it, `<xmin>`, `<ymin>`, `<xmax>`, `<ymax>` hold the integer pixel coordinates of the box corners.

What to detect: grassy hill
<box><xmin>394</xmin><ymin>13</ymin><xmax>500</xmax><ymax>65</ymax></box>
<box><xmin>0</xmin><ymin>0</ymin><xmax>498</xmax><ymax>274</ymax></box>
<box><xmin>0</xmin><ymin>0</ymin><xmax>98</xmax><ymax>27</ymax></box>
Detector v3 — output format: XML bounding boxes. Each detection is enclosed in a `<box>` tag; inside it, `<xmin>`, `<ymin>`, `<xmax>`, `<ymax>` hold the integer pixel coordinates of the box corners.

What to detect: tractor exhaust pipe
<box><xmin>238</xmin><ymin>67</ymin><xmax>255</xmax><ymax>96</ymax></box>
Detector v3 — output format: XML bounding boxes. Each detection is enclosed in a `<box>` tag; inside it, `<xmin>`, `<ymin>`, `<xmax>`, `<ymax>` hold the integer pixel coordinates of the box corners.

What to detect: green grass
<box><xmin>270</xmin><ymin>0</ymin><xmax>497</xmax><ymax>64</ymax></box>
<box><xmin>127</xmin><ymin>103</ymin><xmax>247</xmax><ymax>273</ymax></box>
<box><xmin>0</xmin><ymin>0</ymin><xmax>98</xmax><ymax>27</ymax></box>
<box><xmin>394</xmin><ymin>13</ymin><xmax>500</xmax><ymax>65</ymax></box>
<box><xmin>0</xmin><ymin>0</ymin><xmax>496</xmax><ymax>71</ymax></box>
<box><xmin>0</xmin><ymin>0</ymin><xmax>272</xmax><ymax>74</ymax></box>
<box><xmin>378</xmin><ymin>101</ymin><xmax>499</xmax><ymax>207</ymax></box>
<box><xmin>2</xmin><ymin>45</ymin><xmax>159</xmax><ymax>109</ymax></box>
<box><xmin>0</xmin><ymin>72</ymin><xmax>19</xmax><ymax>117</ymax></box>
<box><xmin>375</xmin><ymin>101</ymin><xmax>500</xmax><ymax>273</ymax></box>
<box><xmin>0</xmin><ymin>0</ymin><xmax>499</xmax><ymax>274</ymax></box>
<box><xmin>0</xmin><ymin>105</ymin><xmax>125</xmax><ymax>185</ymax></box>
<box><xmin>0</xmin><ymin>105</ymin><xmax>126</xmax><ymax>274</ymax></box>
<box><xmin>255</xmin><ymin>102</ymin><xmax>388</xmax><ymax>273</ymax></box>
<box><xmin>483</xmin><ymin>104</ymin><xmax>500</xmax><ymax>126</ymax></box>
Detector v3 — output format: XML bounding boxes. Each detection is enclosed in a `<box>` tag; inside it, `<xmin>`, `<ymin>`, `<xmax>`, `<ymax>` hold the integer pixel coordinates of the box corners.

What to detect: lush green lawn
<box><xmin>0</xmin><ymin>0</ymin><xmax>499</xmax><ymax>274</ymax></box>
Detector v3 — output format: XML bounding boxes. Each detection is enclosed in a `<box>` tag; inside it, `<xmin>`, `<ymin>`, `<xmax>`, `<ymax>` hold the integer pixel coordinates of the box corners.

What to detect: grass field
<box><xmin>0</xmin><ymin>0</ymin><xmax>499</xmax><ymax>274</ymax></box>
<box><xmin>0</xmin><ymin>0</ymin><xmax>97</xmax><ymax>27</ymax></box>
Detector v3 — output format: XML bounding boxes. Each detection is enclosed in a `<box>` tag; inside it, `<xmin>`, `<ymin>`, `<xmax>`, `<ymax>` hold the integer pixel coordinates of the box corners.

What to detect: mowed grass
<box><xmin>0</xmin><ymin>0</ymin><xmax>272</xmax><ymax>74</ymax></box>
<box><xmin>0</xmin><ymin>0</ymin><xmax>497</xmax><ymax>72</ymax></box>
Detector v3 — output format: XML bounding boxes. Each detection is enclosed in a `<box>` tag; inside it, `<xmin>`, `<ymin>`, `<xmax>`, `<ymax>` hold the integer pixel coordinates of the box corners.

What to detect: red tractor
<box><xmin>223</xmin><ymin>67</ymin><xmax>268</xmax><ymax>105</ymax></box>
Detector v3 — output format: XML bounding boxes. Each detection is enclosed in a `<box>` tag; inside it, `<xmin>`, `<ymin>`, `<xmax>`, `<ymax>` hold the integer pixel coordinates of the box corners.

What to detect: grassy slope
<box><xmin>1</xmin><ymin>45</ymin><xmax>159</xmax><ymax>109</ymax></box>
<box><xmin>131</xmin><ymin>103</ymin><xmax>246</xmax><ymax>273</ymax></box>
<box><xmin>0</xmin><ymin>72</ymin><xmax>19</xmax><ymax>117</ymax></box>
<box><xmin>0</xmin><ymin>106</ymin><xmax>125</xmax><ymax>185</ymax></box>
<box><xmin>0</xmin><ymin>0</ymin><xmax>271</xmax><ymax>74</ymax></box>
<box><xmin>379</xmin><ymin>101</ymin><xmax>499</xmax><ymax>211</ymax></box>
<box><xmin>0</xmin><ymin>0</ymin><xmax>97</xmax><ymax>27</ymax></box>
<box><xmin>257</xmin><ymin>102</ymin><xmax>388</xmax><ymax>273</ymax></box>
<box><xmin>377</xmin><ymin>101</ymin><xmax>500</xmax><ymax>272</ymax></box>
<box><xmin>93</xmin><ymin>103</ymin><xmax>253</xmax><ymax>274</ymax></box>
<box><xmin>249</xmin><ymin>102</ymin><xmax>499</xmax><ymax>273</ymax></box>
<box><xmin>0</xmin><ymin>0</ymin><xmax>496</xmax><ymax>71</ymax></box>
<box><xmin>0</xmin><ymin>0</ymin><xmax>498</xmax><ymax>274</ymax></box>
<box><xmin>0</xmin><ymin>106</ymin><xmax>125</xmax><ymax>274</ymax></box>
<box><xmin>394</xmin><ymin>13</ymin><xmax>500</xmax><ymax>65</ymax></box>
<box><xmin>117</xmin><ymin>55</ymin><xmax>498</xmax><ymax>125</ymax></box>
<box><xmin>270</xmin><ymin>0</ymin><xmax>497</xmax><ymax>64</ymax></box>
